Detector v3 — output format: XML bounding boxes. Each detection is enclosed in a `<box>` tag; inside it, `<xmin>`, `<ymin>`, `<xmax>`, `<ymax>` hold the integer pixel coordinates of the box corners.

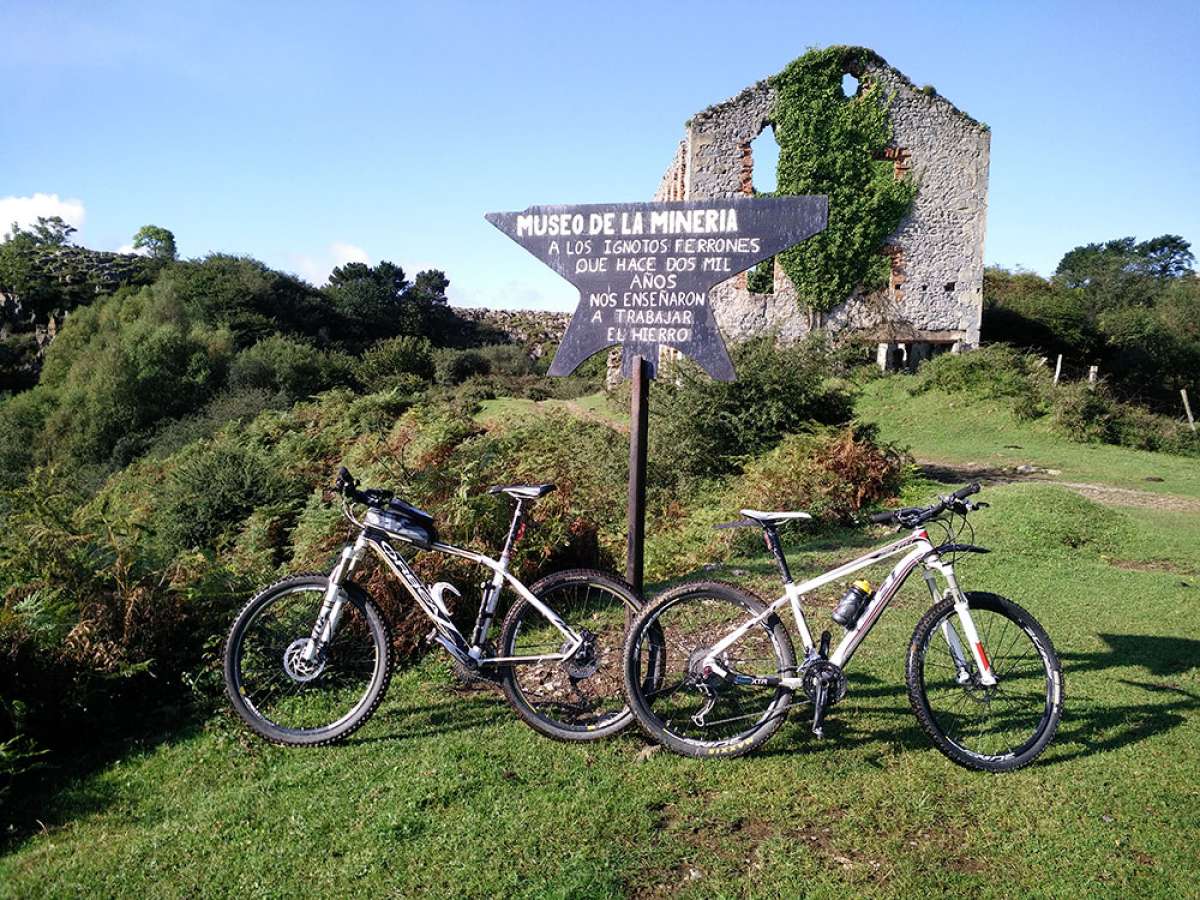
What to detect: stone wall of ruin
<box><xmin>655</xmin><ymin>58</ymin><xmax>989</xmax><ymax>350</ymax></box>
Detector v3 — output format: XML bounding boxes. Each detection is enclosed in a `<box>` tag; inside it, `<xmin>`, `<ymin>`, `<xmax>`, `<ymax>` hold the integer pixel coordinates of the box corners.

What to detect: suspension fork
<box><xmin>924</xmin><ymin>561</ymin><xmax>996</xmax><ymax>687</ymax></box>
<box><xmin>302</xmin><ymin>533</ymin><xmax>367</xmax><ymax>662</ymax></box>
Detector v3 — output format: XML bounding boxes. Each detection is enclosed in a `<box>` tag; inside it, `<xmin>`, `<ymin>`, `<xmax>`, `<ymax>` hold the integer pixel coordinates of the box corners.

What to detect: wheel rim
<box><xmin>919</xmin><ymin>607</ymin><xmax>1055</xmax><ymax>762</ymax></box>
<box><xmin>506</xmin><ymin>581</ymin><xmax>632</xmax><ymax>732</ymax></box>
<box><xmin>234</xmin><ymin>586</ymin><xmax>381</xmax><ymax>735</ymax></box>
<box><xmin>630</xmin><ymin>591</ymin><xmax>791</xmax><ymax>747</ymax></box>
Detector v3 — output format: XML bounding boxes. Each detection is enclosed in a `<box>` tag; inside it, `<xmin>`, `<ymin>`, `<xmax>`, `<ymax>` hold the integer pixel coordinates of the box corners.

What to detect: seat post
<box><xmin>501</xmin><ymin>499</ymin><xmax>525</xmax><ymax>561</ymax></box>
<box><xmin>762</xmin><ymin>525</ymin><xmax>793</xmax><ymax>585</ymax></box>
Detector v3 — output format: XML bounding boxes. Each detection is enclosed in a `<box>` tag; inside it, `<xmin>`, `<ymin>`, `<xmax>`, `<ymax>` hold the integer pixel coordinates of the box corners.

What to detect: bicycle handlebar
<box><xmin>332</xmin><ymin>467</ymin><xmax>393</xmax><ymax>508</ymax></box>
<box><xmin>868</xmin><ymin>483</ymin><xmax>982</xmax><ymax>528</ymax></box>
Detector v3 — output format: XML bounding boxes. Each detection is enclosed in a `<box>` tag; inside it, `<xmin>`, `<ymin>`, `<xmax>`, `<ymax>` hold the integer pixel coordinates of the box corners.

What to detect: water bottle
<box><xmin>832</xmin><ymin>580</ymin><xmax>873</xmax><ymax>628</ymax></box>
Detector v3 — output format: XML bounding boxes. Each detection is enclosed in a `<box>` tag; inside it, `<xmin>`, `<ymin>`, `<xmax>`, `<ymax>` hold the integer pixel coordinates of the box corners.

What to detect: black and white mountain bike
<box><xmin>224</xmin><ymin>468</ymin><xmax>641</xmax><ymax>746</ymax></box>
<box><xmin>622</xmin><ymin>484</ymin><xmax>1064</xmax><ymax>771</ymax></box>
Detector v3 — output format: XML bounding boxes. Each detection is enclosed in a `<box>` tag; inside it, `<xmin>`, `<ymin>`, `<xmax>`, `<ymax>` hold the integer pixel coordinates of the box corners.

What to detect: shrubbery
<box><xmin>731</xmin><ymin>425</ymin><xmax>911</xmax><ymax>526</ymax></box>
<box><xmin>649</xmin><ymin>336</ymin><xmax>855</xmax><ymax>484</ymax></box>
<box><xmin>912</xmin><ymin>345</ymin><xmax>1200</xmax><ymax>457</ymax></box>
<box><xmin>228</xmin><ymin>335</ymin><xmax>354</xmax><ymax>401</ymax></box>
<box><xmin>354</xmin><ymin>335</ymin><xmax>435</xmax><ymax>386</ymax></box>
<box><xmin>909</xmin><ymin>344</ymin><xmax>1051</xmax><ymax>420</ymax></box>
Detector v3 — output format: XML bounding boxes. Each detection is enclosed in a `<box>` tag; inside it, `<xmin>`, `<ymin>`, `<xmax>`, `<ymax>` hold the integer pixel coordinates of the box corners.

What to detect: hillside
<box><xmin>2</xmin><ymin>383</ymin><xmax>1199</xmax><ymax>896</ymax></box>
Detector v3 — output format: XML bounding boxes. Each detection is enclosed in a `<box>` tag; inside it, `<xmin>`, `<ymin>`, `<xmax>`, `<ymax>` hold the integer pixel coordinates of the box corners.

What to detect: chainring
<box><xmin>801</xmin><ymin>660</ymin><xmax>848</xmax><ymax>705</ymax></box>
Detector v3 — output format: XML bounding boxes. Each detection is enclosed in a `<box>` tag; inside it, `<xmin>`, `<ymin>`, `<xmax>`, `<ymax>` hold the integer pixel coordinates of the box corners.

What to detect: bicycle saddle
<box><xmin>739</xmin><ymin>509</ymin><xmax>813</xmax><ymax>525</ymax></box>
<box><xmin>488</xmin><ymin>483</ymin><xmax>557</xmax><ymax>500</ymax></box>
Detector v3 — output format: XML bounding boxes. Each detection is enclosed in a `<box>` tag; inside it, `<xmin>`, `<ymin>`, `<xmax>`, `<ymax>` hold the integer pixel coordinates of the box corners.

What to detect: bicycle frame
<box><xmin>702</xmin><ymin>525</ymin><xmax>997</xmax><ymax>689</ymax></box>
<box><xmin>302</xmin><ymin>501</ymin><xmax>581</xmax><ymax>671</ymax></box>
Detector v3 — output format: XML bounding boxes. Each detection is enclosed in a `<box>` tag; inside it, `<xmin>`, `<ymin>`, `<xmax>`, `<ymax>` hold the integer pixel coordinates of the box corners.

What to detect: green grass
<box><xmin>476</xmin><ymin>392</ymin><xmax>627</xmax><ymax>432</ymax></box>
<box><xmin>856</xmin><ymin>376</ymin><xmax>1200</xmax><ymax>499</ymax></box>
<box><xmin>4</xmin><ymin>480</ymin><xmax>1199</xmax><ymax>897</ymax></box>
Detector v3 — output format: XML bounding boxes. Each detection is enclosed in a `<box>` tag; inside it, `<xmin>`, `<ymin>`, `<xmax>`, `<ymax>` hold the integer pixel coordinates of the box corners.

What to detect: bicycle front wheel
<box><xmin>497</xmin><ymin>569</ymin><xmax>641</xmax><ymax>742</ymax></box>
<box><xmin>224</xmin><ymin>574</ymin><xmax>393</xmax><ymax>746</ymax></box>
<box><xmin>623</xmin><ymin>581</ymin><xmax>796</xmax><ymax>759</ymax></box>
<box><xmin>907</xmin><ymin>591</ymin><xmax>1063</xmax><ymax>772</ymax></box>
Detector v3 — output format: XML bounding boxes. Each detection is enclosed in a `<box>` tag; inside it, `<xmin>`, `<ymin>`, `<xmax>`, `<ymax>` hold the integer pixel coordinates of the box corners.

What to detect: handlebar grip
<box><xmin>952</xmin><ymin>482</ymin><xmax>981</xmax><ymax>500</ymax></box>
<box><xmin>868</xmin><ymin>510</ymin><xmax>896</xmax><ymax>524</ymax></box>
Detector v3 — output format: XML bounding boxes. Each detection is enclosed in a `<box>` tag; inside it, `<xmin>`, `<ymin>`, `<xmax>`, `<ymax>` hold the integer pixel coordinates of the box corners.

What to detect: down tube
<box><xmin>829</xmin><ymin>545</ymin><xmax>928</xmax><ymax>668</ymax></box>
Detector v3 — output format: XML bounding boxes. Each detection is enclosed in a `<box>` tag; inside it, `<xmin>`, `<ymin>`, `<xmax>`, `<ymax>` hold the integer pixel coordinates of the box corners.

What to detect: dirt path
<box><xmin>919</xmin><ymin>461</ymin><xmax>1200</xmax><ymax>513</ymax></box>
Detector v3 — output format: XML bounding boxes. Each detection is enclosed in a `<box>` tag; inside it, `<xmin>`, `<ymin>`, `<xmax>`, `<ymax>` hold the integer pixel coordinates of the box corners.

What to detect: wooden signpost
<box><xmin>486</xmin><ymin>196</ymin><xmax>828</xmax><ymax>591</ymax></box>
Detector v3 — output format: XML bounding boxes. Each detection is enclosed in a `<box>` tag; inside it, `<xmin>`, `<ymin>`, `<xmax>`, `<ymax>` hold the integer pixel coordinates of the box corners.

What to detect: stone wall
<box><xmin>452</xmin><ymin>307</ymin><xmax>570</xmax><ymax>360</ymax></box>
<box><xmin>652</xmin><ymin>50</ymin><xmax>989</xmax><ymax>364</ymax></box>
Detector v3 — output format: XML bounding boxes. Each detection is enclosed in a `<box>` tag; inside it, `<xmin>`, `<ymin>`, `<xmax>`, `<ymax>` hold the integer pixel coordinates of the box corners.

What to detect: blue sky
<box><xmin>2</xmin><ymin>1</ymin><xmax>1197</xmax><ymax>311</ymax></box>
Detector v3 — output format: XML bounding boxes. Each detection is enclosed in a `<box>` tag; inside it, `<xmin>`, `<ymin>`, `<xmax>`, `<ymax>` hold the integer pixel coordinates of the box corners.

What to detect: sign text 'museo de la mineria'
<box><xmin>486</xmin><ymin>196</ymin><xmax>828</xmax><ymax>381</ymax></box>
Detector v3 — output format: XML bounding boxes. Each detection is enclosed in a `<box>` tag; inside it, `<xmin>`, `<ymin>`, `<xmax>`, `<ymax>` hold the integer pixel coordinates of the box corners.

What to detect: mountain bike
<box><xmin>225</xmin><ymin>468</ymin><xmax>641</xmax><ymax>746</ymax></box>
<box><xmin>621</xmin><ymin>484</ymin><xmax>1063</xmax><ymax>771</ymax></box>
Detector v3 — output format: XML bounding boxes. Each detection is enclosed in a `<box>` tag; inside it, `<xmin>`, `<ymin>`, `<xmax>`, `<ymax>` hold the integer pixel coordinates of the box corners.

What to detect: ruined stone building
<box><xmin>654</xmin><ymin>50</ymin><xmax>990</xmax><ymax>370</ymax></box>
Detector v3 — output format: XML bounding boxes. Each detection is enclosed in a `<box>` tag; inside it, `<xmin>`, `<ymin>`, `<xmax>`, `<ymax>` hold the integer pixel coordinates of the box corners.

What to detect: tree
<box><xmin>1054</xmin><ymin>235</ymin><xmax>1194</xmax><ymax>310</ymax></box>
<box><xmin>29</xmin><ymin>216</ymin><xmax>77</xmax><ymax>246</ymax></box>
<box><xmin>132</xmin><ymin>225</ymin><xmax>177</xmax><ymax>261</ymax></box>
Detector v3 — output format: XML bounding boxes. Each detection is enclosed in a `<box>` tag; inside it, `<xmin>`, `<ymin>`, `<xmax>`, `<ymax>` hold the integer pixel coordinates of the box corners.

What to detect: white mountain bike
<box><xmin>224</xmin><ymin>468</ymin><xmax>641</xmax><ymax>746</ymax></box>
<box><xmin>621</xmin><ymin>484</ymin><xmax>1064</xmax><ymax>771</ymax></box>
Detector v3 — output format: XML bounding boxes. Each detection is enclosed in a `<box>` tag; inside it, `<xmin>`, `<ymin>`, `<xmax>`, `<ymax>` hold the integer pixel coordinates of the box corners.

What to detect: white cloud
<box><xmin>286</xmin><ymin>242</ymin><xmax>372</xmax><ymax>286</ymax></box>
<box><xmin>0</xmin><ymin>193</ymin><xmax>86</xmax><ymax>235</ymax></box>
<box><xmin>330</xmin><ymin>242</ymin><xmax>369</xmax><ymax>267</ymax></box>
<box><xmin>115</xmin><ymin>243</ymin><xmax>151</xmax><ymax>257</ymax></box>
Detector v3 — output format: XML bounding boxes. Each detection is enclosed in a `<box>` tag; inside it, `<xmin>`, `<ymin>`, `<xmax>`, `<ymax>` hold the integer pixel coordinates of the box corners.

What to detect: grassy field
<box><xmin>857</xmin><ymin>377</ymin><xmax>1200</xmax><ymax>500</ymax></box>
<box><xmin>3</xmin><ymin>388</ymin><xmax>1200</xmax><ymax>898</ymax></box>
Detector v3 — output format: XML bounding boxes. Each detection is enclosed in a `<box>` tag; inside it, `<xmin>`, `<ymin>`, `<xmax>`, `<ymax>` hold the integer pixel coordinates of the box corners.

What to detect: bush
<box><xmin>156</xmin><ymin>439</ymin><xmax>296</xmax><ymax>553</ymax></box>
<box><xmin>731</xmin><ymin>425</ymin><xmax>910</xmax><ymax>526</ymax></box>
<box><xmin>355</xmin><ymin>335</ymin><xmax>435</xmax><ymax>386</ymax></box>
<box><xmin>229</xmin><ymin>336</ymin><xmax>352</xmax><ymax>401</ymax></box>
<box><xmin>649</xmin><ymin>336</ymin><xmax>855</xmax><ymax>484</ymax></box>
<box><xmin>910</xmin><ymin>344</ymin><xmax>1051</xmax><ymax>420</ymax></box>
<box><xmin>1053</xmin><ymin>381</ymin><xmax>1200</xmax><ymax>456</ymax></box>
<box><xmin>434</xmin><ymin>348</ymin><xmax>490</xmax><ymax>385</ymax></box>
<box><xmin>476</xmin><ymin>343</ymin><xmax>534</xmax><ymax>376</ymax></box>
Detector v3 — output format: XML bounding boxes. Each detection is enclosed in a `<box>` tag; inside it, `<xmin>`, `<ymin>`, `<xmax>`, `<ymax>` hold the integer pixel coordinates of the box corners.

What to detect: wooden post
<box><xmin>1053</xmin><ymin>354</ymin><xmax>1063</xmax><ymax>385</ymax></box>
<box><xmin>1088</xmin><ymin>365</ymin><xmax>1098</xmax><ymax>386</ymax></box>
<box><xmin>626</xmin><ymin>355</ymin><xmax>650</xmax><ymax>593</ymax></box>
<box><xmin>1183</xmin><ymin>388</ymin><xmax>1197</xmax><ymax>433</ymax></box>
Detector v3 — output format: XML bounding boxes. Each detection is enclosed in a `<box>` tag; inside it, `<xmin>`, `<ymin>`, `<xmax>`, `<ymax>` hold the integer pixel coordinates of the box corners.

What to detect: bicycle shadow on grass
<box><xmin>751</xmin><ymin>673</ymin><xmax>934</xmax><ymax>765</ymax></box>
<box><xmin>346</xmin><ymin>689</ymin><xmax>512</xmax><ymax>745</ymax></box>
<box><xmin>1048</xmin><ymin>633</ymin><xmax>1200</xmax><ymax>762</ymax></box>
<box><xmin>751</xmin><ymin>633</ymin><xmax>1200</xmax><ymax>768</ymax></box>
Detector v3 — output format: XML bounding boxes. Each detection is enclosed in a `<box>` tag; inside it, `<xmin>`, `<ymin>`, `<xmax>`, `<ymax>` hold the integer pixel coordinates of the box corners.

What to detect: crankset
<box><xmin>801</xmin><ymin>631</ymin><xmax>847</xmax><ymax>738</ymax></box>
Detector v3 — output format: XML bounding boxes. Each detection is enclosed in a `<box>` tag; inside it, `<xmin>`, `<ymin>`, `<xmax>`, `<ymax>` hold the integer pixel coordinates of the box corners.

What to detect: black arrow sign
<box><xmin>485</xmin><ymin>195</ymin><xmax>828</xmax><ymax>381</ymax></box>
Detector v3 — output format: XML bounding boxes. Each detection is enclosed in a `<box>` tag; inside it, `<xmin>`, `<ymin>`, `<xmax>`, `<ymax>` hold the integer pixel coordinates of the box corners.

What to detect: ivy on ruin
<box><xmin>754</xmin><ymin>46</ymin><xmax>917</xmax><ymax>311</ymax></box>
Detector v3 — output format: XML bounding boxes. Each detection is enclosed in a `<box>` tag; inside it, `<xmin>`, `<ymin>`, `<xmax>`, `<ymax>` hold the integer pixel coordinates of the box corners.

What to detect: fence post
<box><xmin>1088</xmin><ymin>365</ymin><xmax>1098</xmax><ymax>386</ymax></box>
<box><xmin>1183</xmin><ymin>388</ymin><xmax>1197</xmax><ymax>433</ymax></box>
<box><xmin>1053</xmin><ymin>354</ymin><xmax>1063</xmax><ymax>385</ymax></box>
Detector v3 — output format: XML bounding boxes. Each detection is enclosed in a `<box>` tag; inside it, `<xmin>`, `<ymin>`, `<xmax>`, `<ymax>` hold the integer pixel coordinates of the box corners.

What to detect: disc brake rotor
<box><xmin>561</xmin><ymin>629</ymin><xmax>600</xmax><ymax>679</ymax></box>
<box><xmin>283</xmin><ymin>638</ymin><xmax>327</xmax><ymax>683</ymax></box>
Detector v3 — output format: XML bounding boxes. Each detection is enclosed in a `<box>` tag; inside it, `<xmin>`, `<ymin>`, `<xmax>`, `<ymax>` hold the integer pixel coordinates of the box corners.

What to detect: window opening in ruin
<box><xmin>842</xmin><ymin>73</ymin><xmax>860</xmax><ymax>98</ymax></box>
<box><xmin>749</xmin><ymin>125</ymin><xmax>779</xmax><ymax>194</ymax></box>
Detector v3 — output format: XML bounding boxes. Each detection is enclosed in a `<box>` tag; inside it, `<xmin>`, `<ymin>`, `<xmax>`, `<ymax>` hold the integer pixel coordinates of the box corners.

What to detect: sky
<box><xmin>2</xmin><ymin>0</ymin><xmax>1198</xmax><ymax>312</ymax></box>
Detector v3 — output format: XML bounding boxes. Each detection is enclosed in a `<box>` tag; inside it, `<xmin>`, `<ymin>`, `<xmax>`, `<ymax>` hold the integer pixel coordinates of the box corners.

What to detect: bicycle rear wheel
<box><xmin>907</xmin><ymin>591</ymin><xmax>1063</xmax><ymax>772</ymax></box>
<box><xmin>497</xmin><ymin>569</ymin><xmax>641</xmax><ymax>742</ymax></box>
<box><xmin>224</xmin><ymin>574</ymin><xmax>392</xmax><ymax>746</ymax></box>
<box><xmin>623</xmin><ymin>581</ymin><xmax>796</xmax><ymax>759</ymax></box>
